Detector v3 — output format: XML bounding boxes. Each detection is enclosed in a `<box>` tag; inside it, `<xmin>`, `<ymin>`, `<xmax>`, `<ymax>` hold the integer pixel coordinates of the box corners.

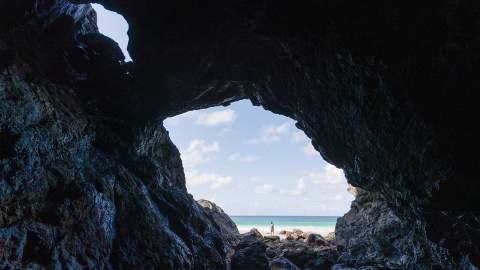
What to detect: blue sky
<box><xmin>93</xmin><ymin>5</ymin><xmax>354</xmax><ymax>216</ymax></box>
<box><xmin>92</xmin><ymin>4</ymin><xmax>131</xmax><ymax>61</ymax></box>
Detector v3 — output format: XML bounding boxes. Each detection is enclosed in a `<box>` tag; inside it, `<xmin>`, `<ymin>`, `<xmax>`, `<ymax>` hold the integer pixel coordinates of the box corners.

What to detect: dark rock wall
<box><xmin>0</xmin><ymin>1</ymin><xmax>231</xmax><ymax>269</ymax></box>
<box><xmin>78</xmin><ymin>0</ymin><xmax>480</xmax><ymax>267</ymax></box>
<box><xmin>336</xmin><ymin>187</ymin><xmax>454</xmax><ymax>269</ymax></box>
<box><xmin>1</xmin><ymin>0</ymin><xmax>480</xmax><ymax>269</ymax></box>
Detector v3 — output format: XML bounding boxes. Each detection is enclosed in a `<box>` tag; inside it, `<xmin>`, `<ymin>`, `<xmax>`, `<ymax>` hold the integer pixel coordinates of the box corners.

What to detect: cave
<box><xmin>1</xmin><ymin>1</ymin><xmax>479</xmax><ymax>269</ymax></box>
<box><xmin>163</xmin><ymin>100</ymin><xmax>354</xmax><ymax>218</ymax></box>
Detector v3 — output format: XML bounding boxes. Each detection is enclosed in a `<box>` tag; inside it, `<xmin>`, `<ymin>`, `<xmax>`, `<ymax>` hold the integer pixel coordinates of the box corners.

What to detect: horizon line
<box><xmin>228</xmin><ymin>215</ymin><xmax>340</xmax><ymax>217</ymax></box>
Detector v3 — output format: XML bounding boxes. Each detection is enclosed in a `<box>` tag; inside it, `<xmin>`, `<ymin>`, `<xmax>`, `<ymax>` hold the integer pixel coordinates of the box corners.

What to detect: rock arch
<box><xmin>0</xmin><ymin>0</ymin><xmax>479</xmax><ymax>269</ymax></box>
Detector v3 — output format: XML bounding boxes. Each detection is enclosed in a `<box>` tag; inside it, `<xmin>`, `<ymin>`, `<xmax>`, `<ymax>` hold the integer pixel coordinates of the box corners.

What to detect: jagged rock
<box><xmin>264</xmin><ymin>235</ymin><xmax>281</xmax><ymax>242</ymax></box>
<box><xmin>325</xmin><ymin>232</ymin><xmax>336</xmax><ymax>242</ymax></box>
<box><xmin>2</xmin><ymin>0</ymin><xmax>480</xmax><ymax>269</ymax></box>
<box><xmin>231</xmin><ymin>233</ymin><xmax>269</xmax><ymax>270</ymax></box>
<box><xmin>247</xmin><ymin>228</ymin><xmax>264</xmax><ymax>240</ymax></box>
<box><xmin>197</xmin><ymin>199</ymin><xmax>240</xmax><ymax>265</ymax></box>
<box><xmin>331</xmin><ymin>264</ymin><xmax>358</xmax><ymax>270</ymax></box>
<box><xmin>197</xmin><ymin>199</ymin><xmax>239</xmax><ymax>245</ymax></box>
<box><xmin>233</xmin><ymin>232</ymin><xmax>338</xmax><ymax>270</ymax></box>
<box><xmin>0</xmin><ymin>2</ymin><xmax>231</xmax><ymax>269</ymax></box>
<box><xmin>285</xmin><ymin>230</ymin><xmax>305</xmax><ymax>241</ymax></box>
<box><xmin>292</xmin><ymin>229</ymin><xmax>304</xmax><ymax>235</ymax></box>
<box><xmin>306</xmin><ymin>234</ymin><xmax>329</xmax><ymax>247</ymax></box>
<box><xmin>335</xmin><ymin>190</ymin><xmax>453</xmax><ymax>269</ymax></box>
<box><xmin>265</xmin><ymin>240</ymin><xmax>338</xmax><ymax>270</ymax></box>
<box><xmin>270</xmin><ymin>257</ymin><xmax>300</xmax><ymax>270</ymax></box>
<box><xmin>301</xmin><ymin>232</ymin><xmax>311</xmax><ymax>238</ymax></box>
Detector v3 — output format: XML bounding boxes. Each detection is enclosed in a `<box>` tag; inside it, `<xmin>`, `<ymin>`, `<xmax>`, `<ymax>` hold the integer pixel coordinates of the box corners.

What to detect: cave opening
<box><xmin>164</xmin><ymin>100</ymin><xmax>354</xmax><ymax>236</ymax></box>
<box><xmin>92</xmin><ymin>3</ymin><xmax>131</xmax><ymax>61</ymax></box>
<box><xmin>2</xmin><ymin>1</ymin><xmax>479</xmax><ymax>269</ymax></box>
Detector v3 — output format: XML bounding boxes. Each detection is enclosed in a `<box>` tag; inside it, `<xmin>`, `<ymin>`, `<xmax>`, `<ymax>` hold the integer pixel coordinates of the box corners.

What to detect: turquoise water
<box><xmin>231</xmin><ymin>216</ymin><xmax>338</xmax><ymax>235</ymax></box>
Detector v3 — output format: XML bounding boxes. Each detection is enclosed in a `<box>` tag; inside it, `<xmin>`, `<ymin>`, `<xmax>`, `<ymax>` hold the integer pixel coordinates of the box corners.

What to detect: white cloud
<box><xmin>290</xmin><ymin>177</ymin><xmax>306</xmax><ymax>196</ymax></box>
<box><xmin>254</xmin><ymin>184</ymin><xmax>274</xmax><ymax>194</ymax></box>
<box><xmin>278</xmin><ymin>177</ymin><xmax>306</xmax><ymax>196</ymax></box>
<box><xmin>247</xmin><ymin>122</ymin><xmax>291</xmax><ymax>144</ymax></box>
<box><xmin>302</xmin><ymin>143</ymin><xmax>319</xmax><ymax>156</ymax></box>
<box><xmin>308</xmin><ymin>164</ymin><xmax>346</xmax><ymax>185</ymax></box>
<box><xmin>291</xmin><ymin>130</ymin><xmax>307</xmax><ymax>143</ymax></box>
<box><xmin>185</xmin><ymin>170</ymin><xmax>232</xmax><ymax>189</ymax></box>
<box><xmin>181</xmin><ymin>139</ymin><xmax>220</xmax><ymax>169</ymax></box>
<box><xmin>195</xmin><ymin>109</ymin><xmax>237</xmax><ymax>126</ymax></box>
<box><xmin>228</xmin><ymin>153</ymin><xmax>258</xmax><ymax>162</ymax></box>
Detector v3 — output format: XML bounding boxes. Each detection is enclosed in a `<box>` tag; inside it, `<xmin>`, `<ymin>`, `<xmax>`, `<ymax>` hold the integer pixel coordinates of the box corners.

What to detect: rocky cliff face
<box><xmin>336</xmin><ymin>187</ymin><xmax>453</xmax><ymax>269</ymax></box>
<box><xmin>1</xmin><ymin>0</ymin><xmax>480</xmax><ymax>269</ymax></box>
<box><xmin>0</xmin><ymin>1</ymin><xmax>230</xmax><ymax>269</ymax></box>
<box><xmin>197</xmin><ymin>199</ymin><xmax>239</xmax><ymax>246</ymax></box>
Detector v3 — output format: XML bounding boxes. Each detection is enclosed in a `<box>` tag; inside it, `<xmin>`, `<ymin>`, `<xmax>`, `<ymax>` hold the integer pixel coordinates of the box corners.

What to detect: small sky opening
<box><xmin>92</xmin><ymin>4</ymin><xmax>132</xmax><ymax>61</ymax></box>
<box><xmin>164</xmin><ymin>100</ymin><xmax>354</xmax><ymax>216</ymax></box>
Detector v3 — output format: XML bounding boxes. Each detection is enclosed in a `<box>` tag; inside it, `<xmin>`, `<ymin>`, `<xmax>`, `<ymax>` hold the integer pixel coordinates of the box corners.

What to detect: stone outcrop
<box><xmin>232</xmin><ymin>230</ymin><xmax>337</xmax><ymax>270</ymax></box>
<box><xmin>285</xmin><ymin>231</ymin><xmax>303</xmax><ymax>241</ymax></box>
<box><xmin>306</xmin><ymin>234</ymin><xmax>330</xmax><ymax>247</ymax></box>
<box><xmin>325</xmin><ymin>232</ymin><xmax>336</xmax><ymax>242</ymax></box>
<box><xmin>0</xmin><ymin>1</ymin><xmax>231</xmax><ymax>269</ymax></box>
<box><xmin>265</xmin><ymin>240</ymin><xmax>338</xmax><ymax>270</ymax></box>
<box><xmin>1</xmin><ymin>0</ymin><xmax>480</xmax><ymax>269</ymax></box>
<box><xmin>336</xmin><ymin>190</ymin><xmax>446</xmax><ymax>269</ymax></box>
<box><xmin>197</xmin><ymin>199</ymin><xmax>239</xmax><ymax>246</ymax></box>
<box><xmin>231</xmin><ymin>232</ymin><xmax>270</xmax><ymax>270</ymax></box>
<box><xmin>270</xmin><ymin>257</ymin><xmax>300</xmax><ymax>270</ymax></box>
<box><xmin>197</xmin><ymin>199</ymin><xmax>240</xmax><ymax>265</ymax></box>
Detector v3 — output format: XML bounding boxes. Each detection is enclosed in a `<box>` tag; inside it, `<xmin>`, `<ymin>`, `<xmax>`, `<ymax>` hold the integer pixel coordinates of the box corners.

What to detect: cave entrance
<box><xmin>164</xmin><ymin>100</ymin><xmax>354</xmax><ymax>237</ymax></box>
<box><xmin>93</xmin><ymin>1</ymin><xmax>354</xmax><ymax>238</ymax></box>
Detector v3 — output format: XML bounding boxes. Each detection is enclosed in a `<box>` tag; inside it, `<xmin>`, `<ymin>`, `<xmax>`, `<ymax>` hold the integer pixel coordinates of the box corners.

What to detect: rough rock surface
<box><xmin>231</xmin><ymin>232</ymin><xmax>270</xmax><ymax>270</ymax></box>
<box><xmin>306</xmin><ymin>234</ymin><xmax>329</xmax><ymax>247</ymax></box>
<box><xmin>270</xmin><ymin>257</ymin><xmax>300</xmax><ymax>270</ymax></box>
<box><xmin>0</xmin><ymin>1</ymin><xmax>231</xmax><ymax>269</ymax></box>
<box><xmin>1</xmin><ymin>0</ymin><xmax>480</xmax><ymax>269</ymax></box>
<box><xmin>265</xmin><ymin>240</ymin><xmax>338</xmax><ymax>270</ymax></box>
<box><xmin>197</xmin><ymin>199</ymin><xmax>239</xmax><ymax>246</ymax></box>
<box><xmin>197</xmin><ymin>199</ymin><xmax>240</xmax><ymax>265</ymax></box>
<box><xmin>232</xmin><ymin>231</ymin><xmax>337</xmax><ymax>270</ymax></box>
<box><xmin>336</xmin><ymin>189</ymin><xmax>451</xmax><ymax>269</ymax></box>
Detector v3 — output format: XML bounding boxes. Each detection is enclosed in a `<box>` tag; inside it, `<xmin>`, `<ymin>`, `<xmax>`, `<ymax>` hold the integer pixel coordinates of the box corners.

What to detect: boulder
<box><xmin>197</xmin><ymin>199</ymin><xmax>239</xmax><ymax>246</ymax></box>
<box><xmin>264</xmin><ymin>235</ymin><xmax>281</xmax><ymax>242</ymax></box>
<box><xmin>301</xmin><ymin>232</ymin><xmax>311</xmax><ymax>240</ymax></box>
<box><xmin>285</xmin><ymin>231</ymin><xmax>303</xmax><ymax>241</ymax></box>
<box><xmin>231</xmin><ymin>234</ymin><xmax>269</xmax><ymax>270</ymax></box>
<box><xmin>265</xmin><ymin>240</ymin><xmax>337</xmax><ymax>269</ymax></box>
<box><xmin>325</xmin><ymin>232</ymin><xmax>336</xmax><ymax>242</ymax></box>
<box><xmin>246</xmin><ymin>227</ymin><xmax>264</xmax><ymax>240</ymax></box>
<box><xmin>270</xmin><ymin>257</ymin><xmax>300</xmax><ymax>270</ymax></box>
<box><xmin>197</xmin><ymin>199</ymin><xmax>240</xmax><ymax>264</ymax></box>
<box><xmin>306</xmin><ymin>233</ymin><xmax>329</xmax><ymax>246</ymax></box>
<box><xmin>292</xmin><ymin>229</ymin><xmax>304</xmax><ymax>235</ymax></box>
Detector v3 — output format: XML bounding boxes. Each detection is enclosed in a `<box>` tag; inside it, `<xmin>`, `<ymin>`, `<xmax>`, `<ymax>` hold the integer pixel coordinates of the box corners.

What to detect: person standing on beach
<box><xmin>270</xmin><ymin>221</ymin><xmax>275</xmax><ymax>236</ymax></box>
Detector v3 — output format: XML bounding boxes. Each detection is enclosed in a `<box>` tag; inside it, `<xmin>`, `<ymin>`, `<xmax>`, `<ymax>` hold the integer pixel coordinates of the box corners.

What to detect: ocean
<box><xmin>231</xmin><ymin>216</ymin><xmax>338</xmax><ymax>236</ymax></box>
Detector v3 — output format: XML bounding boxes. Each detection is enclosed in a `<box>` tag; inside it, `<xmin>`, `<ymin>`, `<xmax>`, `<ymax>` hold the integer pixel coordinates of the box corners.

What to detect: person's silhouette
<box><xmin>270</xmin><ymin>221</ymin><xmax>275</xmax><ymax>236</ymax></box>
